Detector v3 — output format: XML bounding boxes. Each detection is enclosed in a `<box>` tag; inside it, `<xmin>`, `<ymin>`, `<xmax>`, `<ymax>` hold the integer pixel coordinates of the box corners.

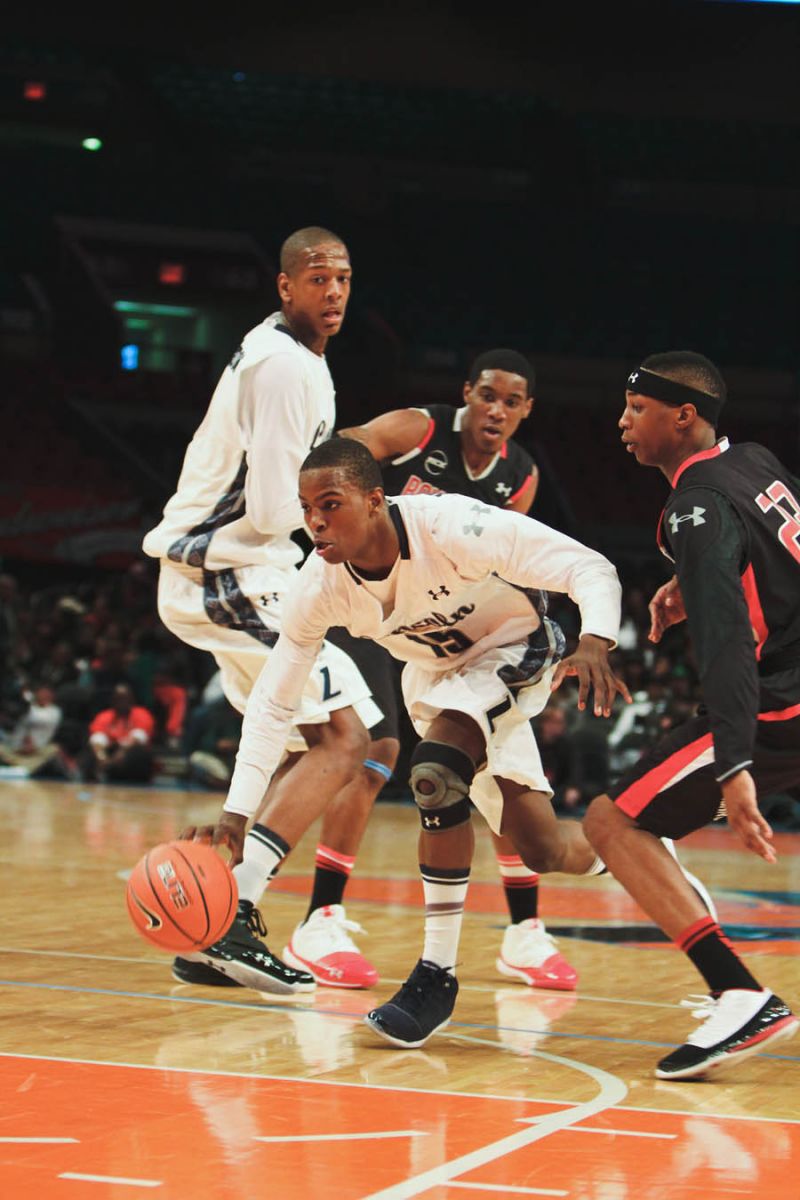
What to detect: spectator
<box><xmin>81</xmin><ymin>683</ymin><xmax>155</xmax><ymax>783</ymax></box>
<box><xmin>0</xmin><ymin>684</ymin><xmax>71</xmax><ymax>778</ymax></box>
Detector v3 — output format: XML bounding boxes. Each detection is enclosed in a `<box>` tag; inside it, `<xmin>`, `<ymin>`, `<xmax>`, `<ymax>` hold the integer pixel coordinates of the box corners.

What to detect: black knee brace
<box><xmin>409</xmin><ymin>740</ymin><xmax>475</xmax><ymax>832</ymax></box>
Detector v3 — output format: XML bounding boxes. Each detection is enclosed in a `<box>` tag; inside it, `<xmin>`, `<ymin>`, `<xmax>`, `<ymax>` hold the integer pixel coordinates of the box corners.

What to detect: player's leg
<box><xmin>583</xmin><ymin>714</ymin><xmax>798</xmax><ymax>1079</ymax></box>
<box><xmin>364</xmin><ymin>708</ymin><xmax>484</xmax><ymax>1048</ymax></box>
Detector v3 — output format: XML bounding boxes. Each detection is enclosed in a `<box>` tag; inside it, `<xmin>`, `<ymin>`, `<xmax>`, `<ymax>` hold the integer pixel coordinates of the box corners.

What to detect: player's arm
<box><xmin>244</xmin><ymin>354</ymin><xmax>314</xmax><ymax>535</ymax></box>
<box><xmin>506</xmin><ymin>466</ymin><xmax>539</xmax><ymax>514</ymax></box>
<box><xmin>339</xmin><ymin>408</ymin><xmax>431</xmax><ymax>463</ymax></box>
<box><xmin>435</xmin><ymin>498</ymin><xmax>629</xmax><ymax>715</ymax></box>
<box><xmin>670</xmin><ymin>488</ymin><xmax>759</xmax><ymax>784</ymax></box>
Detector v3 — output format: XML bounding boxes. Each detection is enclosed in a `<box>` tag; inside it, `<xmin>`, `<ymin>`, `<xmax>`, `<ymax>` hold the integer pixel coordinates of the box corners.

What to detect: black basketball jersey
<box><xmin>381</xmin><ymin>405</ymin><xmax>535</xmax><ymax>508</ymax></box>
<box><xmin>657</xmin><ymin>438</ymin><xmax>800</xmax><ymax>778</ymax></box>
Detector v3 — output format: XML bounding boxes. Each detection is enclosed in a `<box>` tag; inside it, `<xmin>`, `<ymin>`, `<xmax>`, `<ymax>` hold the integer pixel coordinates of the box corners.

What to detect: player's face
<box><xmin>278</xmin><ymin>244</ymin><xmax>352</xmax><ymax>345</ymax></box>
<box><xmin>619</xmin><ymin>392</ymin><xmax>678</xmax><ymax>466</ymax></box>
<box><xmin>461</xmin><ymin>370</ymin><xmax>532</xmax><ymax>453</ymax></box>
<box><xmin>299</xmin><ymin>468</ymin><xmax>382</xmax><ymax>564</ymax></box>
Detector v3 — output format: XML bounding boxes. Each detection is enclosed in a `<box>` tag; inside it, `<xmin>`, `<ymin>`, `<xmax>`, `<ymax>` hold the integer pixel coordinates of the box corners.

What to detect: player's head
<box><xmin>620</xmin><ymin>350</ymin><xmax>726</xmax><ymax>471</ymax></box>
<box><xmin>462</xmin><ymin>349</ymin><xmax>535</xmax><ymax>453</ymax></box>
<box><xmin>277</xmin><ymin>226</ymin><xmax>351</xmax><ymax>346</ymax></box>
<box><xmin>299</xmin><ymin>438</ymin><xmax>388</xmax><ymax>565</ymax></box>
<box><xmin>112</xmin><ymin>683</ymin><xmax>135</xmax><ymax>714</ymax></box>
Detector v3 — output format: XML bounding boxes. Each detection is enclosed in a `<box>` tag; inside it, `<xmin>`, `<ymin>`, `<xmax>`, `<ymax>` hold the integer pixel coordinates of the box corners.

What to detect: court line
<box><xmin>449</xmin><ymin>1185</ymin><xmax>566</xmax><ymax>1196</ymax></box>
<box><xmin>359</xmin><ymin>1043</ymin><xmax>628</xmax><ymax>1200</ymax></box>
<box><xmin>3</xmin><ymin>1051</ymin><xmax>799</xmax><ymax>1126</ymax></box>
<box><xmin>59</xmin><ymin>1173</ymin><xmax>161</xmax><ymax>1188</ymax></box>
<box><xmin>0</xmin><ymin>1137</ymin><xmax>79</xmax><ymax>1143</ymax></box>
<box><xmin>532</xmin><ymin>1124</ymin><xmax>676</xmax><ymax>1139</ymax></box>
<box><xmin>253</xmin><ymin>1131</ymin><xmax>427</xmax><ymax>1142</ymax></box>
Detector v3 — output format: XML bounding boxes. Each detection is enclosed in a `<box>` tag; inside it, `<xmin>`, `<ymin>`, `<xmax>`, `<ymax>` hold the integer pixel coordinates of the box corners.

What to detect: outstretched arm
<box><xmin>339</xmin><ymin>408</ymin><xmax>431</xmax><ymax>462</ymax></box>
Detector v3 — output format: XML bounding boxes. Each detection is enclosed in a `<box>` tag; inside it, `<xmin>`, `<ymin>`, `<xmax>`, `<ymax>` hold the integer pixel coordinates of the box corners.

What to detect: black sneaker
<box><xmin>656</xmin><ymin>988</ymin><xmax>798</xmax><ymax>1080</ymax></box>
<box><xmin>179</xmin><ymin>901</ymin><xmax>316</xmax><ymax>996</ymax></box>
<box><xmin>363</xmin><ymin>959</ymin><xmax>458</xmax><ymax>1048</ymax></box>
<box><xmin>172</xmin><ymin>957</ymin><xmax>243</xmax><ymax>987</ymax></box>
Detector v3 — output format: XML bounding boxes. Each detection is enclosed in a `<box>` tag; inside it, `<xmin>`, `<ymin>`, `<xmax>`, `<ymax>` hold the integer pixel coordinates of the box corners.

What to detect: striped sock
<box><xmin>306</xmin><ymin>844</ymin><xmax>356</xmax><ymax>918</ymax></box>
<box><xmin>420</xmin><ymin>863</ymin><xmax>470</xmax><ymax>973</ymax></box>
<box><xmin>677</xmin><ymin>917</ymin><xmax>761</xmax><ymax>993</ymax></box>
<box><xmin>233</xmin><ymin>824</ymin><xmax>290</xmax><ymax>905</ymax></box>
<box><xmin>496</xmin><ymin>854</ymin><xmax>540</xmax><ymax>924</ymax></box>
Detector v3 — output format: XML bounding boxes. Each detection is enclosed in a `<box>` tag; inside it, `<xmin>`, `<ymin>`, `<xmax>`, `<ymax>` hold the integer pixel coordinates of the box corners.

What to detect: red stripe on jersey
<box><xmin>759</xmin><ymin>701</ymin><xmax>800</xmax><ymax>722</ymax></box>
<box><xmin>740</xmin><ymin>563</ymin><xmax>769</xmax><ymax>661</ymax></box>
<box><xmin>500</xmin><ymin>441</ymin><xmax>508</xmax><ymax>459</ymax></box>
<box><xmin>507</xmin><ymin>472</ymin><xmax>533</xmax><ymax>506</ymax></box>
<box><xmin>616</xmin><ymin>732</ymin><xmax>714</xmax><ymax>818</ymax></box>
<box><xmin>416</xmin><ymin>417</ymin><xmax>436</xmax><ymax>453</ymax></box>
<box><xmin>671</xmin><ymin>441</ymin><xmax>726</xmax><ymax>487</ymax></box>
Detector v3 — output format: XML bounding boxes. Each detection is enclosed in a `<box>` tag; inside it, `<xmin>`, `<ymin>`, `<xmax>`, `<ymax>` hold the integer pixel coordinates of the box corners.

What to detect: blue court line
<box><xmin>1</xmin><ymin>978</ymin><xmax>797</xmax><ymax>1060</ymax></box>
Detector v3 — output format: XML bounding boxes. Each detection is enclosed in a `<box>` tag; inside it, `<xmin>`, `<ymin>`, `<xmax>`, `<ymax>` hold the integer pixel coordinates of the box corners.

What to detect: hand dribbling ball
<box><xmin>126</xmin><ymin>840</ymin><xmax>237</xmax><ymax>953</ymax></box>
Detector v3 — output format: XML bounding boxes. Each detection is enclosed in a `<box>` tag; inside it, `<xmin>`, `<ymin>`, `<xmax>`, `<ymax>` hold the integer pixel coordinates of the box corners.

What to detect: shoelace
<box><xmin>679</xmin><ymin>993</ymin><xmax>732</xmax><ymax>1039</ymax></box>
<box><xmin>319</xmin><ymin>910</ymin><xmax>367</xmax><ymax>951</ymax></box>
<box><xmin>245</xmin><ymin>906</ymin><xmax>268</xmax><ymax>939</ymax></box>
<box><xmin>392</xmin><ymin>965</ymin><xmax>451</xmax><ymax>1017</ymax></box>
<box><xmin>512</xmin><ymin>925</ymin><xmax>558</xmax><ymax>966</ymax></box>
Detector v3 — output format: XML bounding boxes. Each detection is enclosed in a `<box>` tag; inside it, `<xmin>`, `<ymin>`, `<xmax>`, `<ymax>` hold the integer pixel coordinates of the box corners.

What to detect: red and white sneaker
<box><xmin>495</xmin><ymin>918</ymin><xmax>578</xmax><ymax>991</ymax></box>
<box><xmin>283</xmin><ymin>904</ymin><xmax>379</xmax><ymax>989</ymax></box>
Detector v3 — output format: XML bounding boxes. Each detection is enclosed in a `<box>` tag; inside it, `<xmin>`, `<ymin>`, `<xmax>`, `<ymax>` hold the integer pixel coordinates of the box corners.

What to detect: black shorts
<box><xmin>324</xmin><ymin>627</ymin><xmax>401</xmax><ymax>743</ymax></box>
<box><xmin>609</xmin><ymin>697</ymin><xmax>800</xmax><ymax>840</ymax></box>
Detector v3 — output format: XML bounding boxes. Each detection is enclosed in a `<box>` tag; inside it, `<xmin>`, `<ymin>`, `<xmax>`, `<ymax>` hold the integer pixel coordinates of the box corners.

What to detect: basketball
<box><xmin>126</xmin><ymin>840</ymin><xmax>238</xmax><ymax>953</ymax></box>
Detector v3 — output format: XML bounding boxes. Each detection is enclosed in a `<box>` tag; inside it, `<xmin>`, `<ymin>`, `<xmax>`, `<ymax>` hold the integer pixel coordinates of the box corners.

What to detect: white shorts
<box><xmin>157</xmin><ymin>561</ymin><xmax>382</xmax><ymax>750</ymax></box>
<box><xmin>401</xmin><ymin>641</ymin><xmax>554</xmax><ymax>835</ymax></box>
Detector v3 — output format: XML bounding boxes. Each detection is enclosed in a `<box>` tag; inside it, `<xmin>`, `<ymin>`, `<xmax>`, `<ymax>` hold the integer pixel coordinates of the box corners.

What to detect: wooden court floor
<box><xmin>1</xmin><ymin>779</ymin><xmax>798</xmax><ymax>1199</ymax></box>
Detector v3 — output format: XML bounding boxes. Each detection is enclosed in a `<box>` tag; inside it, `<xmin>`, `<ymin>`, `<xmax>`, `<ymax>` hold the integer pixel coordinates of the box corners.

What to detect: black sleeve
<box><xmin>667</xmin><ymin>486</ymin><xmax>758</xmax><ymax>780</ymax></box>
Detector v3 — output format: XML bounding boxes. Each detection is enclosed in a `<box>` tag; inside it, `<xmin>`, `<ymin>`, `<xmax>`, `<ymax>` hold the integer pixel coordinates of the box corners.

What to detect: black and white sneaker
<box><xmin>178</xmin><ymin>901</ymin><xmax>316</xmax><ymax>996</ymax></box>
<box><xmin>172</xmin><ymin>957</ymin><xmax>243</xmax><ymax>987</ymax></box>
<box><xmin>364</xmin><ymin>959</ymin><xmax>458</xmax><ymax>1048</ymax></box>
<box><xmin>656</xmin><ymin>988</ymin><xmax>798</xmax><ymax>1080</ymax></box>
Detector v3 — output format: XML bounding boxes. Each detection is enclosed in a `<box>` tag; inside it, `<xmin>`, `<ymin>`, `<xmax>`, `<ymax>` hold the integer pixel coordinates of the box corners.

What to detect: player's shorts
<box><xmin>401</xmin><ymin>640</ymin><xmax>556</xmax><ymax>836</ymax></box>
<box><xmin>609</xmin><ymin>685</ymin><xmax>800</xmax><ymax>840</ymax></box>
<box><xmin>324</xmin><ymin>628</ymin><xmax>400</xmax><ymax>743</ymax></box>
<box><xmin>156</xmin><ymin>561</ymin><xmax>382</xmax><ymax>750</ymax></box>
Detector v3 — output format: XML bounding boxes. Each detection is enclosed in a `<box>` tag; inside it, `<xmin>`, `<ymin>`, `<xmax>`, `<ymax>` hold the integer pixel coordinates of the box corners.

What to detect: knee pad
<box><xmin>409</xmin><ymin>741</ymin><xmax>475</xmax><ymax>832</ymax></box>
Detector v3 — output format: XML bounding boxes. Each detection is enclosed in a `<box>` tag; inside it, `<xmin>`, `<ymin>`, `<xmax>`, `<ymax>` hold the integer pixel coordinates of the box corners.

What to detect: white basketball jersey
<box><xmin>142</xmin><ymin>313</ymin><xmax>335</xmax><ymax>572</ymax></box>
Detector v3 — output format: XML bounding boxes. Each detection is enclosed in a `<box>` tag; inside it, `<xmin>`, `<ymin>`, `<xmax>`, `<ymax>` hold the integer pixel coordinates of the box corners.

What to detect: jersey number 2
<box><xmin>755</xmin><ymin>480</ymin><xmax>800</xmax><ymax>564</ymax></box>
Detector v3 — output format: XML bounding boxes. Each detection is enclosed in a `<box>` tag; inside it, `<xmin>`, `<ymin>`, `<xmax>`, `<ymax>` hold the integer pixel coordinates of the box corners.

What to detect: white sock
<box><xmin>420</xmin><ymin>863</ymin><xmax>470</xmax><ymax>972</ymax></box>
<box><xmin>233</xmin><ymin>824</ymin><xmax>289</xmax><ymax>905</ymax></box>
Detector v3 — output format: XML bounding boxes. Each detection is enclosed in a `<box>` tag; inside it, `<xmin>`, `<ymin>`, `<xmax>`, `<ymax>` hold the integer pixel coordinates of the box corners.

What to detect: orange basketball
<box><xmin>126</xmin><ymin>840</ymin><xmax>238</xmax><ymax>953</ymax></box>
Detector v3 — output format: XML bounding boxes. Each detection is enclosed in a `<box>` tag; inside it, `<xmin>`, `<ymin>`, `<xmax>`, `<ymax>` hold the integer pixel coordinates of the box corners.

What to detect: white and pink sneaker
<box><xmin>496</xmin><ymin>918</ymin><xmax>578</xmax><ymax>991</ymax></box>
<box><xmin>283</xmin><ymin>904</ymin><xmax>378</xmax><ymax>989</ymax></box>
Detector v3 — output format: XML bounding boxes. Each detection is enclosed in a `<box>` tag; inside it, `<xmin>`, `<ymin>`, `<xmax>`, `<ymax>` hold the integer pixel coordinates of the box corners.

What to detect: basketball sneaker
<box><xmin>655</xmin><ymin>988</ymin><xmax>798</xmax><ymax>1080</ymax></box>
<box><xmin>175</xmin><ymin>900</ymin><xmax>316</xmax><ymax>996</ymax></box>
<box><xmin>363</xmin><ymin>959</ymin><xmax>458</xmax><ymax>1048</ymax></box>
<box><xmin>661</xmin><ymin>838</ymin><xmax>718</xmax><ymax>921</ymax></box>
<box><xmin>495</xmin><ymin>919</ymin><xmax>578</xmax><ymax>991</ymax></box>
<box><xmin>283</xmin><ymin>904</ymin><xmax>378</xmax><ymax>988</ymax></box>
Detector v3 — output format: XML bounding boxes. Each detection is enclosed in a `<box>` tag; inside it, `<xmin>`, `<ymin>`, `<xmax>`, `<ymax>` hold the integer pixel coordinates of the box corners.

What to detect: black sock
<box><xmin>678</xmin><ymin>918</ymin><xmax>761</xmax><ymax>993</ymax></box>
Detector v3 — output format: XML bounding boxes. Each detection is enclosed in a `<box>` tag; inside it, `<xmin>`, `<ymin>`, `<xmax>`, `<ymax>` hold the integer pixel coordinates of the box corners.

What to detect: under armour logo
<box><xmin>428</xmin><ymin>585</ymin><xmax>450</xmax><ymax>599</ymax></box>
<box><xmin>463</xmin><ymin>503</ymin><xmax>491</xmax><ymax>536</ymax></box>
<box><xmin>423</xmin><ymin>814</ymin><xmax>441</xmax><ymax>827</ymax></box>
<box><xmin>260</xmin><ymin>593</ymin><xmax>279</xmax><ymax>606</ymax></box>
<box><xmin>495</xmin><ymin>483</ymin><xmax>512</xmax><ymax>497</ymax></box>
<box><xmin>628</xmin><ymin>369</ymin><xmax>640</xmax><ymax>388</ymax></box>
<box><xmin>668</xmin><ymin>507</ymin><xmax>706</xmax><ymax>534</ymax></box>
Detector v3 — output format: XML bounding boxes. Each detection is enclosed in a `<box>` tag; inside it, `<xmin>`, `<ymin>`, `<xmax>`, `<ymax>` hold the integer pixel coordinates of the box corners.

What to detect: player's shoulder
<box><xmin>504</xmin><ymin>436</ymin><xmax>535</xmax><ymax>471</ymax></box>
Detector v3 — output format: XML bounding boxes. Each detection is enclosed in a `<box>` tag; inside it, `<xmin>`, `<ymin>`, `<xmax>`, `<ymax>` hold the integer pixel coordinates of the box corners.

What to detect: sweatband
<box><xmin>627</xmin><ymin>366</ymin><xmax>724</xmax><ymax>426</ymax></box>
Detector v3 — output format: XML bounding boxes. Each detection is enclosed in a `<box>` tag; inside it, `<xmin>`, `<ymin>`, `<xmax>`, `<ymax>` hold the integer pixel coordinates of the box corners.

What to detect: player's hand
<box><xmin>550</xmin><ymin>634</ymin><xmax>632</xmax><ymax>717</ymax></box>
<box><xmin>179</xmin><ymin>812</ymin><xmax>248</xmax><ymax>866</ymax></box>
<box><xmin>721</xmin><ymin>770</ymin><xmax>775</xmax><ymax>862</ymax></box>
<box><xmin>648</xmin><ymin>576</ymin><xmax>686</xmax><ymax>643</ymax></box>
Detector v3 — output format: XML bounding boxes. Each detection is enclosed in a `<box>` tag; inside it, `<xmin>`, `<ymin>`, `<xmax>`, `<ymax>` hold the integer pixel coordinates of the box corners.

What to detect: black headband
<box><xmin>626</xmin><ymin>366</ymin><xmax>723</xmax><ymax>426</ymax></box>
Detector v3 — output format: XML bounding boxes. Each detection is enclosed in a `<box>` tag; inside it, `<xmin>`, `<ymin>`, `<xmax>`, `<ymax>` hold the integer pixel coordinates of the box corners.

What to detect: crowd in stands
<box><xmin>3</xmin><ymin>556</ymin><xmax>798</xmax><ymax>829</ymax></box>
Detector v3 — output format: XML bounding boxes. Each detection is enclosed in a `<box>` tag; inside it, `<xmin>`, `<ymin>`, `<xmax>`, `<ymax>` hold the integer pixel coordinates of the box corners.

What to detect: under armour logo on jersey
<box><xmin>495</xmin><ymin>482</ymin><xmax>512</xmax><ymax>497</ymax></box>
<box><xmin>428</xmin><ymin>585</ymin><xmax>450</xmax><ymax>599</ymax></box>
<box><xmin>463</xmin><ymin>503</ymin><xmax>491</xmax><ymax>536</ymax></box>
<box><xmin>423</xmin><ymin>814</ymin><xmax>441</xmax><ymax>828</ymax></box>
<box><xmin>668</xmin><ymin>507</ymin><xmax>707</xmax><ymax>534</ymax></box>
<box><xmin>260</xmin><ymin>593</ymin><xmax>279</xmax><ymax>606</ymax></box>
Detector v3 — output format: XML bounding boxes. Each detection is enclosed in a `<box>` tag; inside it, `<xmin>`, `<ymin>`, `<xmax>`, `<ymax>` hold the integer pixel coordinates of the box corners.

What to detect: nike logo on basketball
<box><xmin>668</xmin><ymin>507</ymin><xmax>706</xmax><ymax>533</ymax></box>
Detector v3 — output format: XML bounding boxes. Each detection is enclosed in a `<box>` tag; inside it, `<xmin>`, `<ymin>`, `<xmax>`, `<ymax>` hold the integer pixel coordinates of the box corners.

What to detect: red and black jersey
<box><xmin>381</xmin><ymin>405</ymin><xmax>534</xmax><ymax>509</ymax></box>
<box><xmin>657</xmin><ymin>437</ymin><xmax>800</xmax><ymax>779</ymax></box>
